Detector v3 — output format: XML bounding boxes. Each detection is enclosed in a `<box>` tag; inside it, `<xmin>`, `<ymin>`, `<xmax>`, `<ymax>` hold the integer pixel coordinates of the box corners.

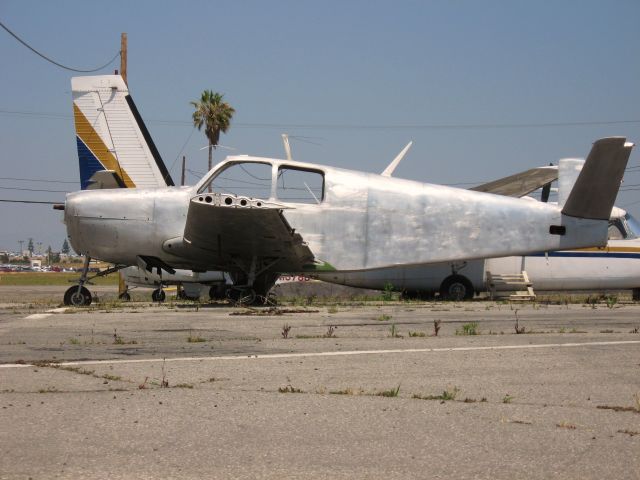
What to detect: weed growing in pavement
<box><xmin>381</xmin><ymin>282</ymin><xmax>395</xmax><ymax>302</ymax></box>
<box><xmin>408</xmin><ymin>331</ymin><xmax>426</xmax><ymax>337</ymax></box>
<box><xmin>325</xmin><ymin>325</ymin><xmax>337</xmax><ymax>338</ymax></box>
<box><xmin>174</xmin><ymin>383</ymin><xmax>194</xmax><ymax>389</ymax></box>
<box><xmin>68</xmin><ymin>337</ymin><xmax>81</xmax><ymax>345</ymax></box>
<box><xmin>327</xmin><ymin>305</ymin><xmax>338</xmax><ymax>314</ymax></box>
<box><xmin>113</xmin><ymin>329</ymin><xmax>137</xmax><ymax>345</ymax></box>
<box><xmin>606</xmin><ymin>295</ymin><xmax>618</xmax><ymax>309</ymax></box>
<box><xmin>377</xmin><ymin>314</ymin><xmax>392</xmax><ymax>321</ymax></box>
<box><xmin>187</xmin><ymin>330</ymin><xmax>206</xmax><ymax>343</ymax></box>
<box><xmin>412</xmin><ymin>386</ymin><xmax>459</xmax><ymax>401</ymax></box>
<box><xmin>376</xmin><ymin>385</ymin><xmax>400</xmax><ymax>397</ymax></box>
<box><xmin>433</xmin><ymin>319</ymin><xmax>441</xmax><ymax>336</ymax></box>
<box><xmin>281</xmin><ymin>324</ymin><xmax>292</xmax><ymax>339</ymax></box>
<box><xmin>278</xmin><ymin>385</ymin><xmax>304</xmax><ymax>393</ymax></box>
<box><xmin>160</xmin><ymin>358</ymin><xmax>169</xmax><ymax>388</ymax></box>
<box><xmin>502</xmin><ymin>394</ymin><xmax>514</xmax><ymax>404</ymax></box>
<box><xmin>389</xmin><ymin>323</ymin><xmax>402</xmax><ymax>338</ymax></box>
<box><xmin>329</xmin><ymin>387</ymin><xmax>357</xmax><ymax>395</ymax></box>
<box><xmin>556</xmin><ymin>421</ymin><xmax>577</xmax><ymax>430</ymax></box>
<box><xmin>456</xmin><ymin>322</ymin><xmax>479</xmax><ymax>335</ymax></box>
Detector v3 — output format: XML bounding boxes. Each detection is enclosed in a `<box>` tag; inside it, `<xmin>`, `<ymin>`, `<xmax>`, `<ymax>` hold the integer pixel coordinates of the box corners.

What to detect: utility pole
<box><xmin>118</xmin><ymin>32</ymin><xmax>128</xmax><ymax>298</ymax></box>
<box><xmin>120</xmin><ymin>33</ymin><xmax>127</xmax><ymax>85</ymax></box>
<box><xmin>181</xmin><ymin>156</ymin><xmax>186</xmax><ymax>186</ymax></box>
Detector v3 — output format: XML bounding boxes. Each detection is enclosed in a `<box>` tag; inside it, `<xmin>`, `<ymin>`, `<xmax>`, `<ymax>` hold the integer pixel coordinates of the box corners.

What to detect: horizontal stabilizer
<box><xmin>86</xmin><ymin>170</ymin><xmax>125</xmax><ymax>190</ymax></box>
<box><xmin>562</xmin><ymin>137</ymin><xmax>633</xmax><ymax>220</ymax></box>
<box><xmin>470</xmin><ymin>166</ymin><xmax>558</xmax><ymax>197</ymax></box>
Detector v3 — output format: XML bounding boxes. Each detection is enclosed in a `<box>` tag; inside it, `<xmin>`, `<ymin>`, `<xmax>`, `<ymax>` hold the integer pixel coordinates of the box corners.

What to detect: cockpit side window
<box><xmin>198</xmin><ymin>162</ymin><xmax>273</xmax><ymax>199</ymax></box>
<box><xmin>623</xmin><ymin>213</ymin><xmax>640</xmax><ymax>240</ymax></box>
<box><xmin>276</xmin><ymin>167</ymin><xmax>324</xmax><ymax>204</ymax></box>
<box><xmin>608</xmin><ymin>220</ymin><xmax>626</xmax><ymax>240</ymax></box>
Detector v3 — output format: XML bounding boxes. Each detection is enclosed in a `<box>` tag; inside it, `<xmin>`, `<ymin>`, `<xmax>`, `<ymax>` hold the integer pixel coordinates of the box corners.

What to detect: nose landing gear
<box><xmin>63</xmin><ymin>256</ymin><xmax>93</xmax><ymax>306</ymax></box>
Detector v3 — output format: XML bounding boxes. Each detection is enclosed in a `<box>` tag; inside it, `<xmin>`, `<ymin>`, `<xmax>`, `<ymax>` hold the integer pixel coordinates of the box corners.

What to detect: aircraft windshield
<box><xmin>624</xmin><ymin>213</ymin><xmax>640</xmax><ymax>239</ymax></box>
<box><xmin>198</xmin><ymin>162</ymin><xmax>273</xmax><ymax>199</ymax></box>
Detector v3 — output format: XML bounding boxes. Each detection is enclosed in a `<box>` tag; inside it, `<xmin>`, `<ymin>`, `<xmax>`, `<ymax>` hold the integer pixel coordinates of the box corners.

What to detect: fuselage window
<box><xmin>198</xmin><ymin>162</ymin><xmax>273</xmax><ymax>199</ymax></box>
<box><xmin>607</xmin><ymin>220</ymin><xmax>625</xmax><ymax>240</ymax></box>
<box><xmin>276</xmin><ymin>167</ymin><xmax>324</xmax><ymax>204</ymax></box>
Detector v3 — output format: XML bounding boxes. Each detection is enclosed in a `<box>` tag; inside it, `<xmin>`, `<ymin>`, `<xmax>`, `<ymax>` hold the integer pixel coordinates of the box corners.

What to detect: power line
<box><xmin>1</xmin><ymin>108</ymin><xmax>640</xmax><ymax>130</ymax></box>
<box><xmin>0</xmin><ymin>199</ymin><xmax>62</xmax><ymax>204</ymax></box>
<box><xmin>0</xmin><ymin>176</ymin><xmax>77</xmax><ymax>184</ymax></box>
<box><xmin>0</xmin><ymin>19</ymin><xmax>120</xmax><ymax>73</ymax></box>
<box><xmin>0</xmin><ymin>186</ymin><xmax>69</xmax><ymax>193</ymax></box>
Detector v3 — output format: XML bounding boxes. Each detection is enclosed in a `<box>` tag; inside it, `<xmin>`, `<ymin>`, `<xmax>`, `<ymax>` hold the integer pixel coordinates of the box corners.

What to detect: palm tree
<box><xmin>191</xmin><ymin>90</ymin><xmax>235</xmax><ymax>189</ymax></box>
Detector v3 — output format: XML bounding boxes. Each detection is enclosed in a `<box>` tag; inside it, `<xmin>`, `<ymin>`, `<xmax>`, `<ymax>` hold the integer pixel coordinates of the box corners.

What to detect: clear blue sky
<box><xmin>1</xmin><ymin>0</ymin><xmax>639</xmax><ymax>252</ymax></box>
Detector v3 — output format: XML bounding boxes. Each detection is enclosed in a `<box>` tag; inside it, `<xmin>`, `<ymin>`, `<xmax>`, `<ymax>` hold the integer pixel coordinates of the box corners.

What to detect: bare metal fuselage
<box><xmin>64</xmin><ymin>156</ymin><xmax>608</xmax><ymax>278</ymax></box>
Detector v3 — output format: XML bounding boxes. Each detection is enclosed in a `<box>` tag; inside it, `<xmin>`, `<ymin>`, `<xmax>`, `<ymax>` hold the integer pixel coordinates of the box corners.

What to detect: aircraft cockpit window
<box><xmin>608</xmin><ymin>221</ymin><xmax>625</xmax><ymax>240</ymax></box>
<box><xmin>199</xmin><ymin>162</ymin><xmax>273</xmax><ymax>199</ymax></box>
<box><xmin>623</xmin><ymin>213</ymin><xmax>640</xmax><ymax>239</ymax></box>
<box><xmin>276</xmin><ymin>167</ymin><xmax>324</xmax><ymax>204</ymax></box>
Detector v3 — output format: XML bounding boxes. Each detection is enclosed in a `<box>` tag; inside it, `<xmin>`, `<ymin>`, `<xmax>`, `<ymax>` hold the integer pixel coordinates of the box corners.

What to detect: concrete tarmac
<box><xmin>0</xmin><ymin>294</ymin><xmax>639</xmax><ymax>479</ymax></box>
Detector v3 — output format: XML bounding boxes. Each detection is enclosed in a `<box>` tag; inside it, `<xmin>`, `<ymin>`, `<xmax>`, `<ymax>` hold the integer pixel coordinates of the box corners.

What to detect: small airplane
<box><xmin>60</xmin><ymin>76</ymin><xmax>632</xmax><ymax>306</ymax></box>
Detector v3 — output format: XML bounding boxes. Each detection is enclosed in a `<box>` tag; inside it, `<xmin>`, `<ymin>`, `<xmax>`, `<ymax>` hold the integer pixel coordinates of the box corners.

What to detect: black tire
<box><xmin>633</xmin><ymin>288</ymin><xmax>640</xmax><ymax>301</ymax></box>
<box><xmin>151</xmin><ymin>289</ymin><xmax>166</xmax><ymax>302</ymax></box>
<box><xmin>64</xmin><ymin>286</ymin><xmax>92</xmax><ymax>306</ymax></box>
<box><xmin>118</xmin><ymin>292</ymin><xmax>131</xmax><ymax>301</ymax></box>
<box><xmin>439</xmin><ymin>275</ymin><xmax>474</xmax><ymax>301</ymax></box>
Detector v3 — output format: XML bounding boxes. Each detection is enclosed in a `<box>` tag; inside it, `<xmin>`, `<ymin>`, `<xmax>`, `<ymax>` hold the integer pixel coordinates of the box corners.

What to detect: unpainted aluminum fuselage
<box><xmin>64</xmin><ymin>156</ymin><xmax>609</xmax><ymax>276</ymax></box>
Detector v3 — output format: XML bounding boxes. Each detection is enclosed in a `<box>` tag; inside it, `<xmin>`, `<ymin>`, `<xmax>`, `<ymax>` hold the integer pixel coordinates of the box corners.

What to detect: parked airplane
<box><xmin>60</xmin><ymin>98</ymin><xmax>632</xmax><ymax>307</ymax></box>
<box><xmin>69</xmin><ymin>75</ymin><xmax>568</xmax><ymax>305</ymax></box>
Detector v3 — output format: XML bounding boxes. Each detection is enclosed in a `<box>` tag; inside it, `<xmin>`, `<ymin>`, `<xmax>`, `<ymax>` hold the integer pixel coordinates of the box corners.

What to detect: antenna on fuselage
<box><xmin>381</xmin><ymin>141</ymin><xmax>413</xmax><ymax>177</ymax></box>
<box><xmin>282</xmin><ymin>134</ymin><xmax>293</xmax><ymax>160</ymax></box>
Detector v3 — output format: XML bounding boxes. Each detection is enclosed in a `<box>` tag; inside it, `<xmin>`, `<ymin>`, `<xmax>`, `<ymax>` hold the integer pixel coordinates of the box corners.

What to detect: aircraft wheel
<box><xmin>118</xmin><ymin>292</ymin><xmax>131</xmax><ymax>301</ymax></box>
<box><xmin>633</xmin><ymin>288</ymin><xmax>640</xmax><ymax>301</ymax></box>
<box><xmin>151</xmin><ymin>289</ymin><xmax>166</xmax><ymax>302</ymax></box>
<box><xmin>64</xmin><ymin>286</ymin><xmax>92</xmax><ymax>307</ymax></box>
<box><xmin>439</xmin><ymin>275</ymin><xmax>474</xmax><ymax>301</ymax></box>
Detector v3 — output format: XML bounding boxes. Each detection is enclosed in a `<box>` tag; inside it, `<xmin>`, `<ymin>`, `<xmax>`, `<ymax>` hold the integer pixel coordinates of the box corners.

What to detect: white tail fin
<box><xmin>72</xmin><ymin>75</ymin><xmax>174</xmax><ymax>189</ymax></box>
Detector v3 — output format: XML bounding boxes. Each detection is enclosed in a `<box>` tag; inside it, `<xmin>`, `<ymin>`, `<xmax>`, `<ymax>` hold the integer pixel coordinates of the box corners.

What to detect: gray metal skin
<box><xmin>64</xmin><ymin>156</ymin><xmax>610</xmax><ymax>286</ymax></box>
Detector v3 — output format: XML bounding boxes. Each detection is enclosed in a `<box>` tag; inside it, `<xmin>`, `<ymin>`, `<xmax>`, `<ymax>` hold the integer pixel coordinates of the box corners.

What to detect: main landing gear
<box><xmin>227</xmin><ymin>257</ymin><xmax>279</xmax><ymax>306</ymax></box>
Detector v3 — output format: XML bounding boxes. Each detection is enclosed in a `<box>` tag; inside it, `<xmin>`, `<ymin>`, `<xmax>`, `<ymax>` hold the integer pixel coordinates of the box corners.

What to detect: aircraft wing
<box><xmin>470</xmin><ymin>166</ymin><xmax>558</xmax><ymax>197</ymax></box>
<box><xmin>180</xmin><ymin>194</ymin><xmax>315</xmax><ymax>271</ymax></box>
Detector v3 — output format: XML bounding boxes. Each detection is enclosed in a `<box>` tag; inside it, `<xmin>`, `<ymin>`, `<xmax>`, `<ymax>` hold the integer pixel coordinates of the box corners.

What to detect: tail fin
<box><xmin>561</xmin><ymin>137</ymin><xmax>633</xmax><ymax>220</ymax></box>
<box><xmin>72</xmin><ymin>75</ymin><xmax>175</xmax><ymax>190</ymax></box>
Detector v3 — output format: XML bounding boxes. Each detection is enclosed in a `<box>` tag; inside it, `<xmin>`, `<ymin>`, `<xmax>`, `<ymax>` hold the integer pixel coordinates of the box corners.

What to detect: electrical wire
<box><xmin>0</xmin><ymin>19</ymin><xmax>120</xmax><ymax>73</ymax></box>
<box><xmin>0</xmin><ymin>176</ymin><xmax>77</xmax><ymax>184</ymax></box>
<box><xmin>0</xmin><ymin>199</ymin><xmax>62</xmax><ymax>204</ymax></box>
<box><xmin>1</xmin><ymin>108</ymin><xmax>640</xmax><ymax>130</ymax></box>
<box><xmin>0</xmin><ymin>186</ymin><xmax>69</xmax><ymax>193</ymax></box>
